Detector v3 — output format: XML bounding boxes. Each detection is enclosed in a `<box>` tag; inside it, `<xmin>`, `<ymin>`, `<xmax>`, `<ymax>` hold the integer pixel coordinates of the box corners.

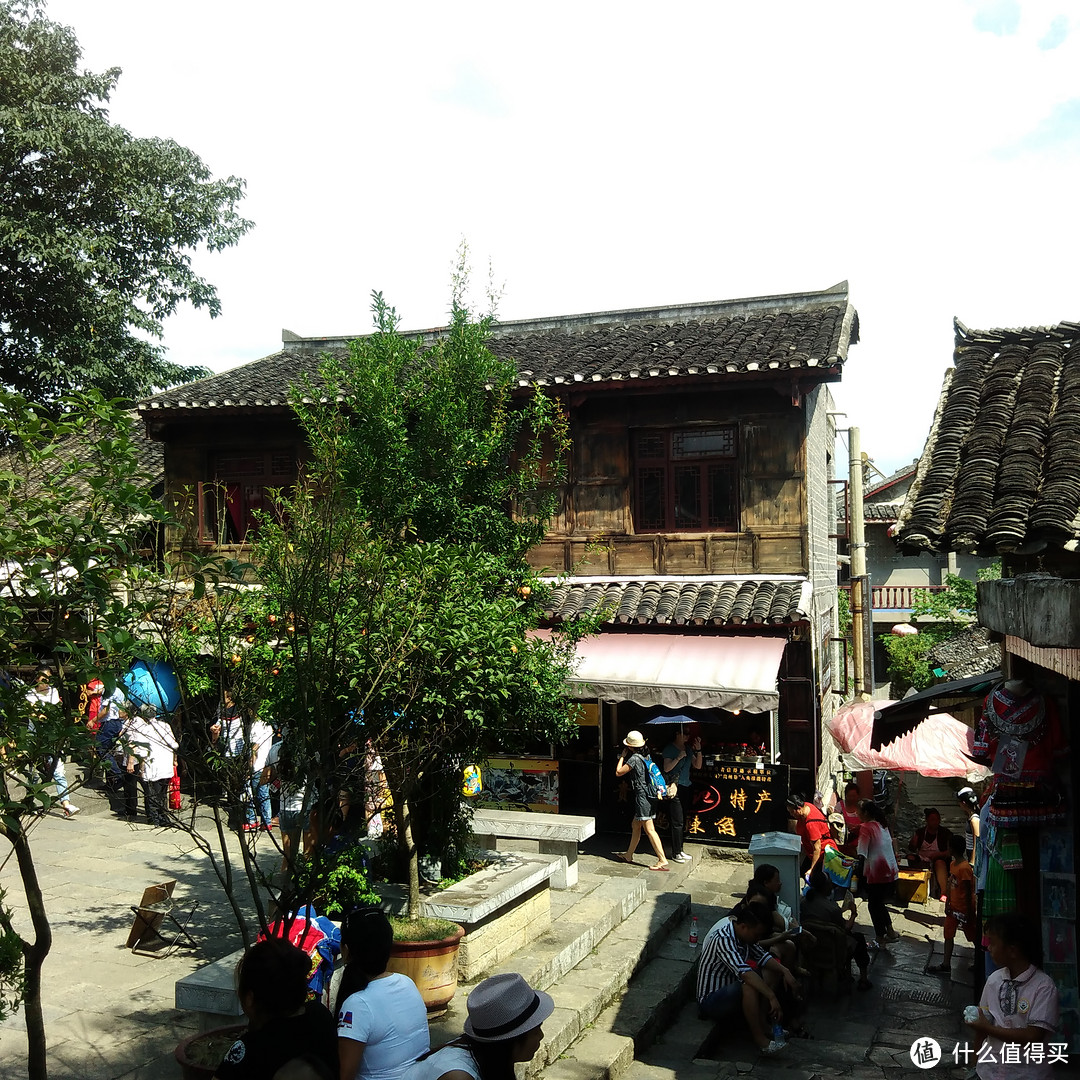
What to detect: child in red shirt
<box><xmin>929</xmin><ymin>834</ymin><xmax>974</xmax><ymax>973</ymax></box>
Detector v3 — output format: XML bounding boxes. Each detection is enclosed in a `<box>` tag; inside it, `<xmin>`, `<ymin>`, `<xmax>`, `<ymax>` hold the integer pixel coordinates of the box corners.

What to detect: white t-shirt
<box><xmin>129</xmin><ymin>716</ymin><xmax>178</xmax><ymax>782</ymax></box>
<box><xmin>25</xmin><ymin>685</ymin><xmax>59</xmax><ymax>733</ymax></box>
<box><xmin>403</xmin><ymin>1045</ymin><xmax>478</xmax><ymax>1080</ymax></box>
<box><xmin>337</xmin><ymin>972</ymin><xmax>430</xmax><ymax>1080</ymax></box>
<box><xmin>977</xmin><ymin>964</ymin><xmax>1059</xmax><ymax>1080</ymax></box>
<box><xmin>250</xmin><ymin>720</ymin><xmax>274</xmax><ymax>771</ymax></box>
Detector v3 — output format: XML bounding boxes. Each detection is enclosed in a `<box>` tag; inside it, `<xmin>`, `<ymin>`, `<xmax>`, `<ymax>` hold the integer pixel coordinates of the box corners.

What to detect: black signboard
<box><xmin>661</xmin><ymin>759</ymin><xmax>790</xmax><ymax>845</ymax></box>
<box><xmin>601</xmin><ymin>755</ymin><xmax>790</xmax><ymax>846</ymax></box>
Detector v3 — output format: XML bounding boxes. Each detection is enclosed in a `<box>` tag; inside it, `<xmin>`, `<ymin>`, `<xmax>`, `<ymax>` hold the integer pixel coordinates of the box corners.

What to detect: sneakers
<box><xmin>62</xmin><ymin>802</ymin><xmax>81</xmax><ymax>817</ymax></box>
<box><xmin>880</xmin><ymin>929</ymin><xmax>901</xmax><ymax>944</ymax></box>
<box><xmin>241</xmin><ymin>823</ymin><xmax>259</xmax><ymax>833</ymax></box>
<box><xmin>759</xmin><ymin>1040</ymin><xmax>786</xmax><ymax>1055</ymax></box>
<box><xmin>672</xmin><ymin>852</ymin><xmax>692</xmax><ymax>863</ymax></box>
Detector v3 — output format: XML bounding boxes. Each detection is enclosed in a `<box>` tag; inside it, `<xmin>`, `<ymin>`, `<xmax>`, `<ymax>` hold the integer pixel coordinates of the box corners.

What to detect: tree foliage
<box><xmin>0</xmin><ymin>390</ymin><xmax>170</xmax><ymax>1080</ymax></box>
<box><xmin>246</xmin><ymin>280</ymin><xmax>589</xmax><ymax>916</ymax></box>
<box><xmin>0</xmin><ymin>0</ymin><xmax>252</xmax><ymax>404</ymax></box>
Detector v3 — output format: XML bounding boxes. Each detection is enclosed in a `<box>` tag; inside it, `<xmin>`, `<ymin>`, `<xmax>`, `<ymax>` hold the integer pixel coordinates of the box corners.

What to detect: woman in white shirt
<box><xmin>126</xmin><ymin>703</ymin><xmax>178</xmax><ymax>827</ymax></box>
<box><xmin>243</xmin><ymin>717</ymin><xmax>275</xmax><ymax>832</ymax></box>
<box><xmin>336</xmin><ymin>907</ymin><xmax>429</xmax><ymax>1080</ymax></box>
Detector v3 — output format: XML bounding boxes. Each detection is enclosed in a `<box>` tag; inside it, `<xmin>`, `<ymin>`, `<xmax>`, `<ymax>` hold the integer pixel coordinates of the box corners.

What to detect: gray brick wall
<box><xmin>804</xmin><ymin>385</ymin><xmax>843</xmax><ymax>792</ymax></box>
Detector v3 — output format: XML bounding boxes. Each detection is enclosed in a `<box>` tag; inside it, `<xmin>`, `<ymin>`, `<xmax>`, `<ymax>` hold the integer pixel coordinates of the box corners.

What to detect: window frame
<box><xmin>197</xmin><ymin>448</ymin><xmax>298</xmax><ymax>545</ymax></box>
<box><xmin>632</xmin><ymin>425</ymin><xmax>740</xmax><ymax>534</ymax></box>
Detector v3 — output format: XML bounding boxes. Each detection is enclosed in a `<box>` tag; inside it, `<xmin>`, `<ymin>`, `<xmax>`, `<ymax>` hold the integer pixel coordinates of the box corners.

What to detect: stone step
<box><xmin>536</xmin><ymin>893</ymin><xmax>693</xmax><ymax>1080</ymax></box>
<box><xmin>539</xmin><ymin>899</ymin><xmax>734</xmax><ymax>1080</ymax></box>
<box><xmin>431</xmin><ymin>873</ymin><xmax>649</xmax><ymax>1049</ymax></box>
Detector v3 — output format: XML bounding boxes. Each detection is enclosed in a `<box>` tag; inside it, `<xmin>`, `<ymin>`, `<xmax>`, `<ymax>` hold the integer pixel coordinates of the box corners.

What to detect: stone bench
<box><xmin>175</xmin><ymin>948</ymin><xmax>246</xmax><ymax>1032</ymax></box>
<box><xmin>469</xmin><ymin>809</ymin><xmax>595</xmax><ymax>888</ymax></box>
<box><xmin>176</xmin><ymin>850</ymin><xmax>563</xmax><ymax>1027</ymax></box>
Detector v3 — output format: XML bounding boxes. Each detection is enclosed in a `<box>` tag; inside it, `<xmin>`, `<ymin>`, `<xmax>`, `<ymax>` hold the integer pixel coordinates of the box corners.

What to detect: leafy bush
<box><xmin>882</xmin><ymin>632</ymin><xmax>936</xmax><ymax>697</ymax></box>
<box><xmin>0</xmin><ymin>889</ymin><xmax>24</xmax><ymax>1022</ymax></box>
<box><xmin>293</xmin><ymin>841</ymin><xmax>382</xmax><ymax>918</ymax></box>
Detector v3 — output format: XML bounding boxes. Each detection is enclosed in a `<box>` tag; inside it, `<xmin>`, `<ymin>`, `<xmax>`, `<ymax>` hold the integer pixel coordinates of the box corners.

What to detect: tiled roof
<box><xmin>835</xmin><ymin>501</ymin><xmax>902</xmax><ymax>526</ymax></box>
<box><xmin>538</xmin><ymin>576</ymin><xmax>810</xmax><ymax>627</ymax></box>
<box><xmin>140</xmin><ymin>350</ymin><xmax>334</xmax><ymax>411</ymax></box>
<box><xmin>896</xmin><ymin>318</ymin><xmax>1080</xmax><ymax>554</ymax></box>
<box><xmin>140</xmin><ymin>283</ymin><xmax>858</xmax><ymax>412</ymax></box>
<box><xmin>865</xmin><ymin>461</ymin><xmax>918</xmax><ymax>499</ymax></box>
<box><xmin>0</xmin><ymin>411</ymin><xmax>164</xmax><ymax>499</ymax></box>
<box><xmin>925</xmin><ymin>626</ymin><xmax>1000</xmax><ymax>681</ymax></box>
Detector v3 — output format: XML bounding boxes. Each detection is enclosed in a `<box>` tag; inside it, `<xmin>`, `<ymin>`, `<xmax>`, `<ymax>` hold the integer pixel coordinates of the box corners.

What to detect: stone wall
<box><xmin>456</xmin><ymin>882</ymin><xmax>551</xmax><ymax>979</ymax></box>
<box><xmin>803</xmin><ymin>384</ymin><xmax>842</xmax><ymax>793</ymax></box>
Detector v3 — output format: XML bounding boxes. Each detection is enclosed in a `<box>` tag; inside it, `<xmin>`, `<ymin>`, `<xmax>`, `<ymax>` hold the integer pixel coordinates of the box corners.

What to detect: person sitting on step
<box><xmin>696</xmin><ymin>901</ymin><xmax>801</xmax><ymax>1055</ymax></box>
<box><xmin>906</xmin><ymin>807</ymin><xmax>952</xmax><ymax>903</ymax></box>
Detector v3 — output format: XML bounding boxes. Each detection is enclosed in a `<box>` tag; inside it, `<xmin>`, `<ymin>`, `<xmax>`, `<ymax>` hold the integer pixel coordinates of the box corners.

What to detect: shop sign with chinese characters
<box><xmin>684</xmin><ymin>760</ymin><xmax>789</xmax><ymax>844</ymax></box>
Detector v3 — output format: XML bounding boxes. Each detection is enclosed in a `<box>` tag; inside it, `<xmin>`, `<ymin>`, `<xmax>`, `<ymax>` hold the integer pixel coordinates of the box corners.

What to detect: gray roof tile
<box><xmin>140</xmin><ymin>284</ymin><xmax>858</xmax><ymax>412</ymax></box>
<box><xmin>896</xmin><ymin>318</ymin><xmax>1080</xmax><ymax>554</ymax></box>
<box><xmin>539</xmin><ymin>577</ymin><xmax>809</xmax><ymax>627</ymax></box>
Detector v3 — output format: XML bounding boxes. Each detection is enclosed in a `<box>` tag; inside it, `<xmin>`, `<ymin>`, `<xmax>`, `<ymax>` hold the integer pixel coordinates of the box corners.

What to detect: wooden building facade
<box><xmin>140</xmin><ymin>282</ymin><xmax>860</xmax><ymax>833</ymax></box>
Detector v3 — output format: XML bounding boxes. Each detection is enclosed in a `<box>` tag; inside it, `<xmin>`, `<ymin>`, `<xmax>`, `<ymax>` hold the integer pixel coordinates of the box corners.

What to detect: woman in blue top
<box><xmin>662</xmin><ymin>727</ymin><xmax>702</xmax><ymax>864</ymax></box>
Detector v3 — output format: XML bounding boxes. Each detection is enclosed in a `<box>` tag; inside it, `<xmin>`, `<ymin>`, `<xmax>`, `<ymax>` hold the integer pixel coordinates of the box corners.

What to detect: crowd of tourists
<box><xmin>21</xmin><ymin>664</ymin><xmax>179</xmax><ymax>826</ymax></box>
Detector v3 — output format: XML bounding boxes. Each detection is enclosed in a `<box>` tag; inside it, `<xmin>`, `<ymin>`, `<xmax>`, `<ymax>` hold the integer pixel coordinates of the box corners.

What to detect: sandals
<box><xmin>926</xmin><ymin>963</ymin><xmax>950</xmax><ymax>974</ymax></box>
<box><xmin>612</xmin><ymin>852</ymin><xmax>635</xmax><ymax>864</ymax></box>
<box><xmin>648</xmin><ymin>863</ymin><xmax>670</xmax><ymax>872</ymax></box>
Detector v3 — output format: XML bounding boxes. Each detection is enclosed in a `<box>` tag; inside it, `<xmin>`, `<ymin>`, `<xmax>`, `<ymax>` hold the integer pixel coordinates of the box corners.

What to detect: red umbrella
<box><xmin>828</xmin><ymin>700</ymin><xmax>991</xmax><ymax>781</ymax></box>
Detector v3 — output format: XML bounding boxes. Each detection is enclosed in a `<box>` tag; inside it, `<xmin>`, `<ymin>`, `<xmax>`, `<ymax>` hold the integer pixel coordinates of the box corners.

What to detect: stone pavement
<box><xmin>0</xmin><ymin>773</ymin><xmax>977</xmax><ymax>1080</ymax></box>
<box><xmin>642</xmin><ymin>844</ymin><xmax>977</xmax><ymax>1079</ymax></box>
<box><xmin>0</xmin><ymin>771</ymin><xmax>274</xmax><ymax>1080</ymax></box>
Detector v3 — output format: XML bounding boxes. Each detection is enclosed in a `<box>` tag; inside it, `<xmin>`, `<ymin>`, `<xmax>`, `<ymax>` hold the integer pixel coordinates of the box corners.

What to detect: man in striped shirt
<box><xmin>696</xmin><ymin>902</ymin><xmax>798</xmax><ymax>1053</ymax></box>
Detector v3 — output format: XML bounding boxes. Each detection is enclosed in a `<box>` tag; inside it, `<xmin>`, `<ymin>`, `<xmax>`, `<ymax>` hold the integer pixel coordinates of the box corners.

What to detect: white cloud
<box><xmin>971</xmin><ymin>0</ymin><xmax>1021</xmax><ymax>36</ymax></box>
<box><xmin>1038</xmin><ymin>13</ymin><xmax>1070</xmax><ymax>49</ymax></box>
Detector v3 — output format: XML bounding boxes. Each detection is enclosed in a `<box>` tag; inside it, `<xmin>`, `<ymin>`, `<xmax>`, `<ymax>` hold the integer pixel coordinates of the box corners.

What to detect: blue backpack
<box><xmin>645</xmin><ymin>756</ymin><xmax>672</xmax><ymax>800</ymax></box>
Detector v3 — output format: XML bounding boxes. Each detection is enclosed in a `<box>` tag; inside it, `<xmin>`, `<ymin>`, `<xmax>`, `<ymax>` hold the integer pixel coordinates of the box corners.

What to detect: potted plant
<box><xmin>387</xmin><ymin>916</ymin><xmax>465</xmax><ymax>1017</ymax></box>
<box><xmin>174</xmin><ymin>1024</ymin><xmax>247</xmax><ymax>1080</ymax></box>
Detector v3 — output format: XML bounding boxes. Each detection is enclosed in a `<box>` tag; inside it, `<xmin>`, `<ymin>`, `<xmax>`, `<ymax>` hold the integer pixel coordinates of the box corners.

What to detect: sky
<box><xmin>46</xmin><ymin>0</ymin><xmax>1080</xmax><ymax>476</ymax></box>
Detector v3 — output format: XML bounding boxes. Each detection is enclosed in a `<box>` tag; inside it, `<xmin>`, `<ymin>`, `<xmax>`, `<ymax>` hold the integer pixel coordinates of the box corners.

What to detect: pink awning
<box><xmin>828</xmin><ymin>700</ymin><xmax>991</xmax><ymax>782</ymax></box>
<box><xmin>533</xmin><ymin>631</ymin><xmax>787</xmax><ymax>713</ymax></box>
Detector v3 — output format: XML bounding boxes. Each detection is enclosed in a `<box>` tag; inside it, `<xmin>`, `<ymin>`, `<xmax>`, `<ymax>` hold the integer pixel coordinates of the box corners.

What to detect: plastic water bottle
<box><xmin>688</xmin><ymin>915</ymin><xmax>698</xmax><ymax>948</ymax></box>
<box><xmin>771</xmin><ymin>1022</ymin><xmax>785</xmax><ymax>1044</ymax></box>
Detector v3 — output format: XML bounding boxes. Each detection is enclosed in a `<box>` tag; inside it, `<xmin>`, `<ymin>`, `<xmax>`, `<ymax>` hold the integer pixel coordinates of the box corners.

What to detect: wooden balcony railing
<box><xmin>840</xmin><ymin>583</ymin><xmax>946</xmax><ymax>610</ymax></box>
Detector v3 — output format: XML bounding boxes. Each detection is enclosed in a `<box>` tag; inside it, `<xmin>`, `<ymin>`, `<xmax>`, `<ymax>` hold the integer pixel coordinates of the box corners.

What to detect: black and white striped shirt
<box><xmin>696</xmin><ymin>916</ymin><xmax>772</xmax><ymax>1002</ymax></box>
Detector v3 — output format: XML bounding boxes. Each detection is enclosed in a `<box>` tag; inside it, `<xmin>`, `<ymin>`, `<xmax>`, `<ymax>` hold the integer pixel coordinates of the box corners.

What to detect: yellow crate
<box><xmin>896</xmin><ymin>868</ymin><xmax>930</xmax><ymax>905</ymax></box>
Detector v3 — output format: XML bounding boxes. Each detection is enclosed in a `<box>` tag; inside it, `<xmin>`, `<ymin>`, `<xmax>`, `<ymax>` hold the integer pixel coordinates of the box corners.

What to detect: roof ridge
<box><xmin>281</xmin><ymin>282</ymin><xmax>852</xmax><ymax>352</ymax></box>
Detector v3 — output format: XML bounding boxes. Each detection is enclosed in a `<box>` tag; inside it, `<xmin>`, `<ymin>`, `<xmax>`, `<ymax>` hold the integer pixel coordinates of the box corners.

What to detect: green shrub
<box><xmin>293</xmin><ymin>841</ymin><xmax>382</xmax><ymax>918</ymax></box>
<box><xmin>882</xmin><ymin>633</ymin><xmax>936</xmax><ymax>697</ymax></box>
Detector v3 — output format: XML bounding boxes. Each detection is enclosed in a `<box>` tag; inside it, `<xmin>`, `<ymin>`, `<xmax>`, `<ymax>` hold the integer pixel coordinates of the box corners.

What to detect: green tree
<box><xmin>0</xmin><ymin>390</ymin><xmax>169</xmax><ymax>1080</ymax></box>
<box><xmin>248</xmin><ymin>280</ymin><xmax>590</xmax><ymax>917</ymax></box>
<box><xmin>0</xmin><ymin>0</ymin><xmax>252</xmax><ymax>404</ymax></box>
<box><xmin>883</xmin><ymin>565</ymin><xmax>1001</xmax><ymax>695</ymax></box>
